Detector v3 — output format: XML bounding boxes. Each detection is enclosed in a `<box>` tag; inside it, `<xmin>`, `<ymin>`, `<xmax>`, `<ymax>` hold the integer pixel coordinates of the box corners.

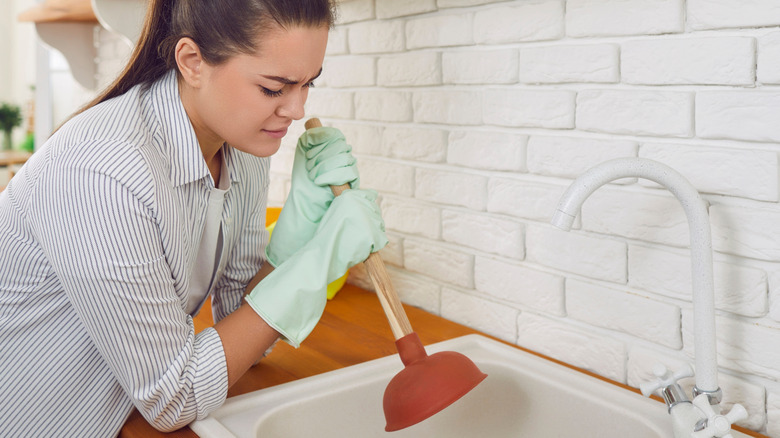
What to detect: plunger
<box><xmin>305</xmin><ymin>118</ymin><xmax>488</xmax><ymax>432</ymax></box>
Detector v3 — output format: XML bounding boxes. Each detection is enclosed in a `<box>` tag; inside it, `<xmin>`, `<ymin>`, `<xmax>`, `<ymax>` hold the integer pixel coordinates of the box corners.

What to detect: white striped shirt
<box><xmin>0</xmin><ymin>70</ymin><xmax>269</xmax><ymax>437</ymax></box>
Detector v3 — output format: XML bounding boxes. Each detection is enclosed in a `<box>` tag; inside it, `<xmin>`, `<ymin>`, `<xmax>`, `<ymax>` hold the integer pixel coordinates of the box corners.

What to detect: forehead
<box><xmin>230</xmin><ymin>25</ymin><xmax>329</xmax><ymax>78</ymax></box>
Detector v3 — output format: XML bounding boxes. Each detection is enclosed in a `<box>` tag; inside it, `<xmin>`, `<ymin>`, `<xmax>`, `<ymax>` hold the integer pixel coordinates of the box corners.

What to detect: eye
<box><xmin>260</xmin><ymin>86</ymin><xmax>283</xmax><ymax>97</ymax></box>
<box><xmin>304</xmin><ymin>81</ymin><xmax>316</xmax><ymax>89</ymax></box>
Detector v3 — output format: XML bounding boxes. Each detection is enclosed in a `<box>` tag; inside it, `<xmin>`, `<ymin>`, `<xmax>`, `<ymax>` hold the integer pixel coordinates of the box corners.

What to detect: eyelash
<box><xmin>260</xmin><ymin>81</ymin><xmax>316</xmax><ymax>98</ymax></box>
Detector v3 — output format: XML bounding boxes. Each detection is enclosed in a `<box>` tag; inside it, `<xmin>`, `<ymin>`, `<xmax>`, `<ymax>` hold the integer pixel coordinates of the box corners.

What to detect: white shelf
<box><xmin>19</xmin><ymin>0</ymin><xmax>147</xmax><ymax>90</ymax></box>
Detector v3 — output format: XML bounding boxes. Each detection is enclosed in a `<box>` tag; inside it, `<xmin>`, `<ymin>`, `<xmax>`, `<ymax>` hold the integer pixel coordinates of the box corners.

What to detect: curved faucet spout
<box><xmin>551</xmin><ymin>158</ymin><xmax>718</xmax><ymax>394</ymax></box>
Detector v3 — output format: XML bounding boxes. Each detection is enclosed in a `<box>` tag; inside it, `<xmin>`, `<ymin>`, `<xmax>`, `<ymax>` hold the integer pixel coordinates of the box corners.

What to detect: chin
<box><xmin>233</xmin><ymin>138</ymin><xmax>283</xmax><ymax>157</ymax></box>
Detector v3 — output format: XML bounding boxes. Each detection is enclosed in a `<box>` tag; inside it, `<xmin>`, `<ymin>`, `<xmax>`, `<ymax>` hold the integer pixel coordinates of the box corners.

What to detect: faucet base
<box><xmin>661</xmin><ymin>384</ymin><xmax>690</xmax><ymax>413</ymax></box>
<box><xmin>693</xmin><ymin>386</ymin><xmax>723</xmax><ymax>406</ymax></box>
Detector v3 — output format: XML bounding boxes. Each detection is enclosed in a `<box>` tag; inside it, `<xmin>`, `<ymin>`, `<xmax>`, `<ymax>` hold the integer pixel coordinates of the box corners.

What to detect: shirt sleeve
<box><xmin>28</xmin><ymin>150</ymin><xmax>228</xmax><ymax>432</ymax></box>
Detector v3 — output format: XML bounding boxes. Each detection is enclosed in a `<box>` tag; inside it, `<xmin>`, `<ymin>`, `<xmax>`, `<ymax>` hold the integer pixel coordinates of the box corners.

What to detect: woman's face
<box><xmin>185</xmin><ymin>25</ymin><xmax>329</xmax><ymax>157</ymax></box>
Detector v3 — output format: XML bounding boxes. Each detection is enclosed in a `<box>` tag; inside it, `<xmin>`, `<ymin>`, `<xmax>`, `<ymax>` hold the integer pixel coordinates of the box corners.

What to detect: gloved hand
<box><xmin>246</xmin><ymin>188</ymin><xmax>388</xmax><ymax>347</ymax></box>
<box><xmin>266</xmin><ymin>127</ymin><xmax>359</xmax><ymax>267</ymax></box>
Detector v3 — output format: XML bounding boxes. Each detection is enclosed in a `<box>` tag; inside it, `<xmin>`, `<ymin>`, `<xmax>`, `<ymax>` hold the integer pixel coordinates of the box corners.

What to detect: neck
<box><xmin>207</xmin><ymin>146</ymin><xmax>223</xmax><ymax>186</ymax></box>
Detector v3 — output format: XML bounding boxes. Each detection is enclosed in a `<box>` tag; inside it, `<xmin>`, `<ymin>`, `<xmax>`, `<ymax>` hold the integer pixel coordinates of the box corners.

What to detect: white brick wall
<box><xmin>483</xmin><ymin>88</ymin><xmax>575</xmax><ymax>129</ymax></box>
<box><xmin>566</xmin><ymin>0</ymin><xmax>684</xmax><ymax>37</ymax></box>
<box><xmin>276</xmin><ymin>0</ymin><xmax>780</xmax><ymax>434</ymax></box>
<box><xmin>687</xmin><ymin>0</ymin><xmax>780</xmax><ymax>30</ymax></box>
<box><xmin>519</xmin><ymin>43</ymin><xmax>619</xmax><ymax>84</ymax></box>
<box><xmin>577</xmin><ymin>90</ymin><xmax>694</xmax><ymax>137</ymax></box>
<box><xmin>621</xmin><ymin>36</ymin><xmax>755</xmax><ymax>86</ymax></box>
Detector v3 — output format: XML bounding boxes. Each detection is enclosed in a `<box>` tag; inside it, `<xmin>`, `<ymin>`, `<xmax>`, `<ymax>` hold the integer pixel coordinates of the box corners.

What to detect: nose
<box><xmin>276</xmin><ymin>89</ymin><xmax>306</xmax><ymax>120</ymax></box>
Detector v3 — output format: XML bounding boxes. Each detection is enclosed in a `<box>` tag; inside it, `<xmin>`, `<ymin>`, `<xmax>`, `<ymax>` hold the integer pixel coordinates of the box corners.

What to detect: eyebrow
<box><xmin>262</xmin><ymin>68</ymin><xmax>323</xmax><ymax>85</ymax></box>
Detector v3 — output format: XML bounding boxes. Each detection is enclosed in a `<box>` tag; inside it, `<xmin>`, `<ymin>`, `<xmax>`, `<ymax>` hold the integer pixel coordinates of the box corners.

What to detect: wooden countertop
<box><xmin>119</xmin><ymin>283</ymin><xmax>764</xmax><ymax>438</ymax></box>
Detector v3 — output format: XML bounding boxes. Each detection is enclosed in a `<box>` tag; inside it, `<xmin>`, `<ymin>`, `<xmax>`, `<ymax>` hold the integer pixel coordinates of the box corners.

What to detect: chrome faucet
<box><xmin>551</xmin><ymin>158</ymin><xmax>746</xmax><ymax>437</ymax></box>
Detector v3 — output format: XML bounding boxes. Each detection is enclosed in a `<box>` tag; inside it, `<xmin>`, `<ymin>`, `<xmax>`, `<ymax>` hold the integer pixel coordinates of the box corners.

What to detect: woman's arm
<box><xmin>214</xmin><ymin>262</ymin><xmax>276</xmax><ymax>387</ymax></box>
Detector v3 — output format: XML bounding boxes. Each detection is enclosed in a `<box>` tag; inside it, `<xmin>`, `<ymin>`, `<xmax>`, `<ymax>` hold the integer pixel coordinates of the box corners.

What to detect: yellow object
<box><xmin>266</xmin><ymin>209</ymin><xmax>348</xmax><ymax>300</ymax></box>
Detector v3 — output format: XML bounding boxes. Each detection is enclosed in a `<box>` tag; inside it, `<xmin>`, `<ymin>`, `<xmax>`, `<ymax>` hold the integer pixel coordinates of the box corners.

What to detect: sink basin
<box><xmin>191</xmin><ymin>334</ymin><xmax>748</xmax><ymax>438</ymax></box>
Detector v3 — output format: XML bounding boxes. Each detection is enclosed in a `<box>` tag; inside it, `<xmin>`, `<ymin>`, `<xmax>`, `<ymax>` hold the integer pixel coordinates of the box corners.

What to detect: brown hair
<box><xmin>78</xmin><ymin>0</ymin><xmax>336</xmax><ymax>114</ymax></box>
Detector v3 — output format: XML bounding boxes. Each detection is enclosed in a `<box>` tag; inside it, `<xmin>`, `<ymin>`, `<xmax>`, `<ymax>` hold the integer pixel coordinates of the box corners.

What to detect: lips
<box><xmin>263</xmin><ymin>126</ymin><xmax>289</xmax><ymax>139</ymax></box>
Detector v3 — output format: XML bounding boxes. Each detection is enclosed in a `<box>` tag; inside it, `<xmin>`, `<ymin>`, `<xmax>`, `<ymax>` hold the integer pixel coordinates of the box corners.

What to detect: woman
<box><xmin>0</xmin><ymin>0</ymin><xmax>386</xmax><ymax>436</ymax></box>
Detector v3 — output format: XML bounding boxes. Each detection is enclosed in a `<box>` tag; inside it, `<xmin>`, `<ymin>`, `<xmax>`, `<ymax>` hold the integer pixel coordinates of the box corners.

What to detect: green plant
<box><xmin>0</xmin><ymin>102</ymin><xmax>22</xmax><ymax>150</ymax></box>
<box><xmin>0</xmin><ymin>103</ymin><xmax>22</xmax><ymax>133</ymax></box>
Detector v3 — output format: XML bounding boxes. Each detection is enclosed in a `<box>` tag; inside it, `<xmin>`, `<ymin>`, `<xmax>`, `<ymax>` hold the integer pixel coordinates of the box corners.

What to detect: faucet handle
<box><xmin>690</xmin><ymin>394</ymin><xmax>748</xmax><ymax>438</ymax></box>
<box><xmin>640</xmin><ymin>363</ymin><xmax>694</xmax><ymax>397</ymax></box>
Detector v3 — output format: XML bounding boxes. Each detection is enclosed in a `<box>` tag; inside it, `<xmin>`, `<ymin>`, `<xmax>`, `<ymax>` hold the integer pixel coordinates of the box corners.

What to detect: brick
<box><xmin>483</xmin><ymin>89</ymin><xmax>575</xmax><ymax>129</ymax></box>
<box><xmin>441</xmin><ymin>210</ymin><xmax>525</xmax><ymax>259</ymax></box>
<box><xmin>322</xmin><ymin>56</ymin><xmax>375</xmax><ymax>88</ymax></box>
<box><xmin>406</xmin><ymin>13</ymin><xmax>473</xmax><ymax>49</ymax></box>
<box><xmin>682</xmin><ymin>312</ymin><xmax>780</xmax><ymax>382</ymax></box>
<box><xmin>711</xmin><ymin>203</ymin><xmax>780</xmax><ymax>262</ymax></box>
<box><xmin>412</xmin><ymin>90</ymin><xmax>482</xmax><ymax>125</ymax></box>
<box><xmin>688</xmin><ymin>0</ymin><xmax>780</xmax><ymax>30</ymax></box>
<box><xmin>527</xmin><ymin>136</ymin><xmax>637</xmax><ymax>178</ymax></box>
<box><xmin>487</xmin><ymin>178</ymin><xmax>570</xmax><ymax>222</ymax></box>
<box><xmin>387</xmin><ymin>268</ymin><xmax>441</xmax><ymax>314</ymax></box>
<box><xmin>526</xmin><ymin>224</ymin><xmax>628</xmax><ymax>283</ymax></box>
<box><xmin>378</xmin><ymin>233</ymin><xmax>404</xmax><ymax>267</ymax></box>
<box><xmin>622</xmin><ymin>37</ymin><xmax>755</xmax><ymax>86</ymax></box>
<box><xmin>639</xmin><ymin>143</ymin><xmax>778</xmax><ymax>202</ymax></box>
<box><xmin>442</xmin><ymin>49</ymin><xmax>519</xmax><ymax>84</ymax></box>
<box><xmin>325</xmin><ymin>27</ymin><xmax>348</xmax><ymax>55</ymax></box>
<box><xmin>381</xmin><ymin>126</ymin><xmax>447</xmax><ymax>162</ymax></box>
<box><xmin>447</xmin><ymin>130</ymin><xmax>526</xmax><ymax>171</ymax></box>
<box><xmin>377</xmin><ymin>52</ymin><xmax>441</xmax><ymax>87</ymax></box>
<box><xmin>415</xmin><ymin>167</ymin><xmax>488</xmax><ymax>210</ymax></box>
<box><xmin>442</xmin><ymin>288</ymin><xmax>518</xmax><ymax>342</ymax></box>
<box><xmin>404</xmin><ymin>238</ymin><xmax>474</xmax><ymax>288</ymax></box>
<box><xmin>474</xmin><ymin>1</ymin><xmax>564</xmax><ymax>44</ymax></box>
<box><xmin>438</xmin><ymin>0</ymin><xmax>494</xmax><ymax>7</ymax></box>
<box><xmin>769</xmin><ymin>267</ymin><xmax>780</xmax><ymax>323</ymax></box>
<box><xmin>358</xmin><ymin>158</ymin><xmax>415</xmax><ymax>196</ymax></box>
<box><xmin>474</xmin><ymin>256</ymin><xmax>565</xmax><ymax>315</ymax></box>
<box><xmin>697</xmin><ymin>91</ymin><xmax>780</xmax><ymax>142</ymax></box>
<box><xmin>354</xmin><ymin>90</ymin><xmax>412</xmax><ymax>122</ymax></box>
<box><xmin>519</xmin><ymin>44</ymin><xmax>619</xmax><ymax>84</ymax></box>
<box><xmin>347</xmin><ymin>20</ymin><xmax>405</xmax><ymax>54</ymax></box>
<box><xmin>336</xmin><ymin>0</ymin><xmax>375</xmax><ymax>24</ymax></box>
<box><xmin>768</xmin><ymin>392</ymin><xmax>780</xmax><ymax>437</ymax></box>
<box><xmin>567</xmin><ymin>0</ymin><xmax>684</xmax><ymax>37</ymax></box>
<box><xmin>629</xmin><ymin>245</ymin><xmax>768</xmax><ymax>318</ymax></box>
<box><xmin>381</xmin><ymin>195</ymin><xmax>441</xmax><ymax>239</ymax></box>
<box><xmin>516</xmin><ymin>312</ymin><xmax>627</xmax><ymax>382</ymax></box>
<box><xmin>581</xmin><ymin>185</ymin><xmax>691</xmax><ymax>247</ymax></box>
<box><xmin>577</xmin><ymin>90</ymin><xmax>694</xmax><ymax>137</ymax></box>
<box><xmin>758</xmin><ymin>31</ymin><xmax>780</xmax><ymax>84</ymax></box>
<box><xmin>567</xmin><ymin>279</ymin><xmax>682</xmax><ymax>348</ymax></box>
<box><xmin>337</xmin><ymin>123</ymin><xmax>384</xmax><ymax>156</ymax></box>
<box><xmin>376</xmin><ymin>0</ymin><xmax>436</xmax><ymax>19</ymax></box>
<box><xmin>304</xmin><ymin>90</ymin><xmax>354</xmax><ymax>119</ymax></box>
<box><xmin>269</xmin><ymin>143</ymin><xmax>294</xmax><ymax>175</ymax></box>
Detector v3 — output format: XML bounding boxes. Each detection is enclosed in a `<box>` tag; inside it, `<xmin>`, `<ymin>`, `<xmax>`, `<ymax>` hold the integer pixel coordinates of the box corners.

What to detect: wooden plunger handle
<box><xmin>304</xmin><ymin>118</ymin><xmax>414</xmax><ymax>340</ymax></box>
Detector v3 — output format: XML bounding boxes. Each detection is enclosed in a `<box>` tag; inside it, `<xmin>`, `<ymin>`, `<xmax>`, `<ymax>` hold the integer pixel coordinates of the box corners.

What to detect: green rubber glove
<box><xmin>266</xmin><ymin>127</ymin><xmax>359</xmax><ymax>267</ymax></box>
<box><xmin>247</xmin><ymin>188</ymin><xmax>388</xmax><ymax>347</ymax></box>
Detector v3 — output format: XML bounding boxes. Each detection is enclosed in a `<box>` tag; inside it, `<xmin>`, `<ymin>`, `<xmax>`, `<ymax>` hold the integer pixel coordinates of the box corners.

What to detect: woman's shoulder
<box><xmin>39</xmin><ymin>92</ymin><xmax>158</xmax><ymax>190</ymax></box>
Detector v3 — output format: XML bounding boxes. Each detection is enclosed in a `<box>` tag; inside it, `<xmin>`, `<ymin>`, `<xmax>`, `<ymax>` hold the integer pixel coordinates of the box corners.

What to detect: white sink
<box><xmin>191</xmin><ymin>334</ymin><xmax>748</xmax><ymax>438</ymax></box>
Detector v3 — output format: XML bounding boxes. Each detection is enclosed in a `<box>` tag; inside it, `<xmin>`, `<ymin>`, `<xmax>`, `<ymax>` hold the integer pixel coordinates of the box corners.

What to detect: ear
<box><xmin>175</xmin><ymin>37</ymin><xmax>204</xmax><ymax>87</ymax></box>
